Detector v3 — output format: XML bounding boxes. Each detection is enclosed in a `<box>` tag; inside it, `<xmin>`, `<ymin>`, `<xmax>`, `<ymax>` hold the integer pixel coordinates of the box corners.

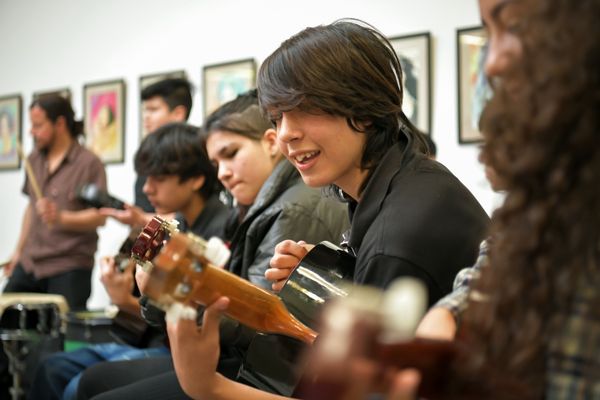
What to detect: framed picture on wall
<box><xmin>33</xmin><ymin>88</ymin><xmax>72</xmax><ymax>102</ymax></box>
<box><xmin>83</xmin><ymin>79</ymin><xmax>126</xmax><ymax>164</ymax></box>
<box><xmin>389</xmin><ymin>32</ymin><xmax>432</xmax><ymax>135</ymax></box>
<box><xmin>203</xmin><ymin>58</ymin><xmax>256</xmax><ymax>118</ymax></box>
<box><xmin>139</xmin><ymin>70</ymin><xmax>187</xmax><ymax>140</ymax></box>
<box><xmin>457</xmin><ymin>26</ymin><xmax>491</xmax><ymax>144</ymax></box>
<box><xmin>0</xmin><ymin>94</ymin><xmax>22</xmax><ymax>170</ymax></box>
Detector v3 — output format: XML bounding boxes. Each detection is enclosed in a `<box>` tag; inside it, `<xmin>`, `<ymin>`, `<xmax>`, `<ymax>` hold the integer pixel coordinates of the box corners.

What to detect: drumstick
<box><xmin>16</xmin><ymin>140</ymin><xmax>43</xmax><ymax>200</ymax></box>
<box><xmin>16</xmin><ymin>141</ymin><xmax>54</xmax><ymax>228</ymax></box>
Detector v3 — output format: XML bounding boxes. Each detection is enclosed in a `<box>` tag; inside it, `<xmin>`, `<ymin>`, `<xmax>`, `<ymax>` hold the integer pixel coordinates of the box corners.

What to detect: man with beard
<box><xmin>3</xmin><ymin>94</ymin><xmax>106</xmax><ymax>310</ymax></box>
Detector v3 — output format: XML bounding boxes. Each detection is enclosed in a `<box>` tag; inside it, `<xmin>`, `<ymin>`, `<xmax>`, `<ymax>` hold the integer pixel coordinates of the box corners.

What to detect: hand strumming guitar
<box><xmin>266</xmin><ymin>240</ymin><xmax>314</xmax><ymax>292</ymax></box>
<box><xmin>100</xmin><ymin>256</ymin><xmax>139</xmax><ymax>316</ymax></box>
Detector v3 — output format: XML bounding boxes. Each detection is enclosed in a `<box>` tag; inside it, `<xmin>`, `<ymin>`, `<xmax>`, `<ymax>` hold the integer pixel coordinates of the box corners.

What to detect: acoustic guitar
<box><xmin>130</xmin><ymin>217</ymin><xmax>356</xmax><ymax>395</ymax></box>
<box><xmin>107</xmin><ymin>229</ymin><xmax>155</xmax><ymax>347</ymax></box>
<box><xmin>131</xmin><ymin>216</ymin><xmax>331</xmax><ymax>344</ymax></box>
<box><xmin>237</xmin><ymin>241</ymin><xmax>356</xmax><ymax>395</ymax></box>
<box><xmin>291</xmin><ymin>280</ymin><xmax>462</xmax><ymax>399</ymax></box>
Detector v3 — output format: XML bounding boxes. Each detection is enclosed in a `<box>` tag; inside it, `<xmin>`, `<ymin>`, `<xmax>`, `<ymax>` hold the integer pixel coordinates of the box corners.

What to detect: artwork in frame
<box><xmin>0</xmin><ymin>94</ymin><xmax>22</xmax><ymax>170</ymax></box>
<box><xmin>203</xmin><ymin>58</ymin><xmax>256</xmax><ymax>118</ymax></box>
<box><xmin>83</xmin><ymin>79</ymin><xmax>126</xmax><ymax>164</ymax></box>
<box><xmin>33</xmin><ymin>88</ymin><xmax>72</xmax><ymax>102</ymax></box>
<box><xmin>457</xmin><ymin>26</ymin><xmax>492</xmax><ymax>144</ymax></box>
<box><xmin>389</xmin><ymin>32</ymin><xmax>432</xmax><ymax>135</ymax></box>
<box><xmin>139</xmin><ymin>70</ymin><xmax>187</xmax><ymax>139</ymax></box>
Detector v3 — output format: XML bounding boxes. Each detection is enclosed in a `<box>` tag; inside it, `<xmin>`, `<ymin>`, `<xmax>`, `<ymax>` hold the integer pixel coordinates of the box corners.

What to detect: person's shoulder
<box><xmin>73</xmin><ymin>143</ymin><xmax>104</xmax><ymax>165</ymax></box>
<box><xmin>382</xmin><ymin>157</ymin><xmax>487</xmax><ymax>228</ymax></box>
<box><xmin>392</xmin><ymin>156</ymin><xmax>474</xmax><ymax>200</ymax></box>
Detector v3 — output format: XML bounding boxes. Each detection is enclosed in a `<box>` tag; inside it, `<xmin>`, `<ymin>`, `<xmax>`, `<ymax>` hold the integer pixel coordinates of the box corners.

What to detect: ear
<box><xmin>171</xmin><ymin>105</ymin><xmax>188</xmax><ymax>122</ymax></box>
<box><xmin>190</xmin><ymin>175</ymin><xmax>206</xmax><ymax>192</ymax></box>
<box><xmin>55</xmin><ymin>115</ymin><xmax>68</xmax><ymax>132</ymax></box>
<box><xmin>262</xmin><ymin>128</ymin><xmax>279</xmax><ymax>158</ymax></box>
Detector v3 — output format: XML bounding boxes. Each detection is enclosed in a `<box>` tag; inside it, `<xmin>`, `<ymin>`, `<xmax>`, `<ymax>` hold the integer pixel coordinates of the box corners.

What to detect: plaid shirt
<box><xmin>434</xmin><ymin>240</ymin><xmax>488</xmax><ymax>320</ymax></box>
<box><xmin>434</xmin><ymin>240</ymin><xmax>600</xmax><ymax>398</ymax></box>
<box><xmin>545</xmin><ymin>275</ymin><xmax>600</xmax><ymax>399</ymax></box>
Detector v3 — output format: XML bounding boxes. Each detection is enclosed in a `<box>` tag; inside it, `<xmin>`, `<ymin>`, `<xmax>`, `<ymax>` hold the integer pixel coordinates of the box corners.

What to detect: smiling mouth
<box><xmin>294</xmin><ymin>151</ymin><xmax>320</xmax><ymax>164</ymax></box>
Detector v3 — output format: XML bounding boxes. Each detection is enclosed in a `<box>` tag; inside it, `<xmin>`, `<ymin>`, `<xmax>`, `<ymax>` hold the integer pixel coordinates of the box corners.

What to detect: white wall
<box><xmin>0</xmin><ymin>0</ymin><xmax>503</xmax><ymax>308</ymax></box>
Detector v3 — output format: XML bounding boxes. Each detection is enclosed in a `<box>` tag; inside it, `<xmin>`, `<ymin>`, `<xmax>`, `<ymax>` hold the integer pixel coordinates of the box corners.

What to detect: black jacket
<box><xmin>348</xmin><ymin>144</ymin><xmax>489</xmax><ymax>306</ymax></box>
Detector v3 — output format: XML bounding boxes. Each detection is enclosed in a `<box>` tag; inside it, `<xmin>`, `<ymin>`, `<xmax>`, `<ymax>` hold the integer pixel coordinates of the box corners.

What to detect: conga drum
<box><xmin>0</xmin><ymin>293</ymin><xmax>68</xmax><ymax>341</ymax></box>
<box><xmin>0</xmin><ymin>293</ymin><xmax>68</xmax><ymax>400</ymax></box>
<box><xmin>64</xmin><ymin>309</ymin><xmax>116</xmax><ymax>351</ymax></box>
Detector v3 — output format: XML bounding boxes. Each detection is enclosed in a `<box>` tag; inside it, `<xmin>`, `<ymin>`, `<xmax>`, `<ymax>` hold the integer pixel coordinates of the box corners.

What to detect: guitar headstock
<box><xmin>131</xmin><ymin>216</ymin><xmax>179</xmax><ymax>271</ymax></box>
<box><xmin>142</xmin><ymin>231</ymin><xmax>209</xmax><ymax>308</ymax></box>
<box><xmin>132</xmin><ymin>218</ymin><xmax>230</xmax><ymax>311</ymax></box>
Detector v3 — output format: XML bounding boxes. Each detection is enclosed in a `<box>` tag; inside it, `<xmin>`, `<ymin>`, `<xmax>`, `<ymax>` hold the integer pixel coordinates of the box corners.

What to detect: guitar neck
<box><xmin>145</xmin><ymin>232</ymin><xmax>317</xmax><ymax>344</ymax></box>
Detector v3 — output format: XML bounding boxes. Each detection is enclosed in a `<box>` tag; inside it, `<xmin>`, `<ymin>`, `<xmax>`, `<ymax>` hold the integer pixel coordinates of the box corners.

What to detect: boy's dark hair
<box><xmin>30</xmin><ymin>94</ymin><xmax>83</xmax><ymax>138</ymax></box>
<box><xmin>257</xmin><ymin>19</ymin><xmax>427</xmax><ymax>195</ymax></box>
<box><xmin>135</xmin><ymin>122</ymin><xmax>219</xmax><ymax>198</ymax></box>
<box><xmin>141</xmin><ymin>78</ymin><xmax>193</xmax><ymax>120</ymax></box>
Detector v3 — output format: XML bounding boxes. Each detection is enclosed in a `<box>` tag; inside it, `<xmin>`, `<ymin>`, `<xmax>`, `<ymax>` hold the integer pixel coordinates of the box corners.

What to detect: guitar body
<box><xmin>237</xmin><ymin>241</ymin><xmax>355</xmax><ymax>396</ymax></box>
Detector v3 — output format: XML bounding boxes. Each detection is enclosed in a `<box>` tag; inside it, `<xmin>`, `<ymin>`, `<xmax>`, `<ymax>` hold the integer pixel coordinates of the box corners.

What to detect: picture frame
<box><xmin>457</xmin><ymin>26</ymin><xmax>491</xmax><ymax>144</ymax></box>
<box><xmin>33</xmin><ymin>88</ymin><xmax>72</xmax><ymax>102</ymax></box>
<box><xmin>389</xmin><ymin>32</ymin><xmax>432</xmax><ymax>134</ymax></box>
<box><xmin>203</xmin><ymin>58</ymin><xmax>256</xmax><ymax>118</ymax></box>
<box><xmin>139</xmin><ymin>70</ymin><xmax>187</xmax><ymax>140</ymax></box>
<box><xmin>0</xmin><ymin>94</ymin><xmax>22</xmax><ymax>170</ymax></box>
<box><xmin>83</xmin><ymin>79</ymin><xmax>126</xmax><ymax>164</ymax></box>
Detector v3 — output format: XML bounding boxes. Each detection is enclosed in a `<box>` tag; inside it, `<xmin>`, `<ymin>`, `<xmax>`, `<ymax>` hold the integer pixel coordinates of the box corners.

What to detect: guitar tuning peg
<box><xmin>204</xmin><ymin>237</ymin><xmax>231</xmax><ymax>268</ymax></box>
<box><xmin>163</xmin><ymin>219</ymin><xmax>180</xmax><ymax>234</ymax></box>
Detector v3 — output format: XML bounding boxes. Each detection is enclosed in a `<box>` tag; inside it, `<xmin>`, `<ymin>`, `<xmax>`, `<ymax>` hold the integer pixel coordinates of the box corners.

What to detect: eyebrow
<box><xmin>482</xmin><ymin>0</ymin><xmax>517</xmax><ymax>26</ymax></box>
<box><xmin>215</xmin><ymin>143</ymin><xmax>236</xmax><ymax>158</ymax></box>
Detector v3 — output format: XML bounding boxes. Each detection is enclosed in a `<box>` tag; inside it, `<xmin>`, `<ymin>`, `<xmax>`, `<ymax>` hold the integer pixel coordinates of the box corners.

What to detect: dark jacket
<box><xmin>227</xmin><ymin>160</ymin><xmax>349</xmax><ymax>289</ymax></box>
<box><xmin>348</xmin><ymin>143</ymin><xmax>490</xmax><ymax>306</ymax></box>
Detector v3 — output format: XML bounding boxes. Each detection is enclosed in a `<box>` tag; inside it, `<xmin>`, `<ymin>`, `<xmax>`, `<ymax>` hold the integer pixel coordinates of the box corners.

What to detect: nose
<box><xmin>276</xmin><ymin>113</ymin><xmax>301</xmax><ymax>144</ymax></box>
<box><xmin>142</xmin><ymin>178</ymin><xmax>153</xmax><ymax>195</ymax></box>
<box><xmin>484</xmin><ymin>35</ymin><xmax>511</xmax><ymax>79</ymax></box>
<box><xmin>217</xmin><ymin>161</ymin><xmax>232</xmax><ymax>182</ymax></box>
